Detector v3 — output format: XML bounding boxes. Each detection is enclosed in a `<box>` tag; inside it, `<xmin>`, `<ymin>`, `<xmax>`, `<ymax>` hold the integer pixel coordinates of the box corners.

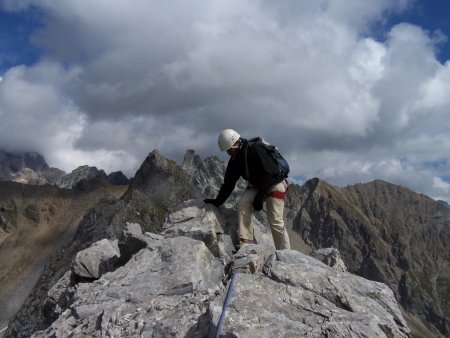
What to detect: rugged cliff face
<box><xmin>124</xmin><ymin>150</ymin><xmax>201</xmax><ymax>208</ymax></box>
<box><xmin>0</xmin><ymin>180</ymin><xmax>128</xmax><ymax>331</ymax></box>
<box><xmin>289</xmin><ymin>178</ymin><xmax>450</xmax><ymax>337</ymax></box>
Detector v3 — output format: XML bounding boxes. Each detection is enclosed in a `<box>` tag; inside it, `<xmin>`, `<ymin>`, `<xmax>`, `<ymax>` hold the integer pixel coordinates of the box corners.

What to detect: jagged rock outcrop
<box><xmin>28</xmin><ymin>200</ymin><xmax>410</xmax><ymax>338</ymax></box>
<box><xmin>56</xmin><ymin>165</ymin><xmax>108</xmax><ymax>189</ymax></box>
<box><xmin>289</xmin><ymin>177</ymin><xmax>450</xmax><ymax>337</ymax></box>
<box><xmin>309</xmin><ymin>247</ymin><xmax>347</xmax><ymax>273</ymax></box>
<box><xmin>124</xmin><ymin>150</ymin><xmax>201</xmax><ymax>208</ymax></box>
<box><xmin>107</xmin><ymin>171</ymin><xmax>129</xmax><ymax>185</ymax></box>
<box><xmin>182</xmin><ymin>149</ymin><xmax>202</xmax><ymax>176</ymax></box>
<box><xmin>0</xmin><ymin>150</ymin><xmax>65</xmax><ymax>185</ymax></box>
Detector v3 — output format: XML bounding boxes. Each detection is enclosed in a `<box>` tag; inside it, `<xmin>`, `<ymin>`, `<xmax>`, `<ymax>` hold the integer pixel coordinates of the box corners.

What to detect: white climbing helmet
<box><xmin>218</xmin><ymin>129</ymin><xmax>240</xmax><ymax>151</ymax></box>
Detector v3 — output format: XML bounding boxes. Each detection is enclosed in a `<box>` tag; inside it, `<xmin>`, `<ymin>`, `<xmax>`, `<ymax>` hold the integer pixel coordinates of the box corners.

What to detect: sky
<box><xmin>1</xmin><ymin>0</ymin><xmax>450</xmax><ymax>202</ymax></box>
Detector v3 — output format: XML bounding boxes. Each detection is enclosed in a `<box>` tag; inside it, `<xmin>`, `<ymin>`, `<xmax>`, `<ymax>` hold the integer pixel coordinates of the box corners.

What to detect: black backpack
<box><xmin>245</xmin><ymin>137</ymin><xmax>290</xmax><ymax>179</ymax></box>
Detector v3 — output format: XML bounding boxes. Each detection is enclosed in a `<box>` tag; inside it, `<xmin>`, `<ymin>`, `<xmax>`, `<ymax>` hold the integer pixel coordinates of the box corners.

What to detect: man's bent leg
<box><xmin>265</xmin><ymin>182</ymin><xmax>291</xmax><ymax>250</ymax></box>
<box><xmin>238</xmin><ymin>188</ymin><xmax>257</xmax><ymax>242</ymax></box>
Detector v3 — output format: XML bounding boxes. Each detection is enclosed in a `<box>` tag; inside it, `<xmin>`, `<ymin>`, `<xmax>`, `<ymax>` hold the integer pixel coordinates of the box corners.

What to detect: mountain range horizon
<box><xmin>2</xmin><ymin>147</ymin><xmax>449</xmax><ymax>207</ymax></box>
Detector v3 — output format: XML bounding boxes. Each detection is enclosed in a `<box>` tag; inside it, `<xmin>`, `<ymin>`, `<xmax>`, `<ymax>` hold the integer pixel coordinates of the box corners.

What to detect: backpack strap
<box><xmin>244</xmin><ymin>143</ymin><xmax>250</xmax><ymax>180</ymax></box>
<box><xmin>244</xmin><ymin>137</ymin><xmax>262</xmax><ymax>181</ymax></box>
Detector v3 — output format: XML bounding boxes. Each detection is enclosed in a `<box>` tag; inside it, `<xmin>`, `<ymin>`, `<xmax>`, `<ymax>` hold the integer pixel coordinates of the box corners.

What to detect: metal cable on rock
<box><xmin>215</xmin><ymin>272</ymin><xmax>237</xmax><ymax>338</ymax></box>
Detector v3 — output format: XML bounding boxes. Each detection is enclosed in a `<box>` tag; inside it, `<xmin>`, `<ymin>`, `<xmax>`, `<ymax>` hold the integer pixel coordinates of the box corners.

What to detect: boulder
<box><xmin>118</xmin><ymin>222</ymin><xmax>155</xmax><ymax>262</ymax></box>
<box><xmin>72</xmin><ymin>239</ymin><xmax>121</xmax><ymax>279</ymax></box>
<box><xmin>161</xmin><ymin>199</ymin><xmax>235</xmax><ymax>264</ymax></box>
<box><xmin>310</xmin><ymin>247</ymin><xmax>348</xmax><ymax>272</ymax></box>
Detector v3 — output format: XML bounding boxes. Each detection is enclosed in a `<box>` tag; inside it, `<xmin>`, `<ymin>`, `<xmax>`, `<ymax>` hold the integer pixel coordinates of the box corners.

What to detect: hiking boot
<box><xmin>240</xmin><ymin>239</ymin><xmax>254</xmax><ymax>245</ymax></box>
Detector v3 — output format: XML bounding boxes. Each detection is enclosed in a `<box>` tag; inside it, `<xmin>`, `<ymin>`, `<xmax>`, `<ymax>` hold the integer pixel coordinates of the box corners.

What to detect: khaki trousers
<box><xmin>237</xmin><ymin>181</ymin><xmax>291</xmax><ymax>250</ymax></box>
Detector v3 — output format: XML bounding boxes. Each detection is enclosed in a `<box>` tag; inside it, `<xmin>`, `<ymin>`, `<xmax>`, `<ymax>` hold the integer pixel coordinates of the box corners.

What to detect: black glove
<box><xmin>253</xmin><ymin>193</ymin><xmax>265</xmax><ymax>211</ymax></box>
<box><xmin>204</xmin><ymin>198</ymin><xmax>221</xmax><ymax>207</ymax></box>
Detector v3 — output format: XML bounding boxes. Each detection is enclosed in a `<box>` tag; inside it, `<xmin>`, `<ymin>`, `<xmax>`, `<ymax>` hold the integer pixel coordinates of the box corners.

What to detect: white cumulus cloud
<box><xmin>1</xmin><ymin>0</ymin><xmax>450</xmax><ymax>202</ymax></box>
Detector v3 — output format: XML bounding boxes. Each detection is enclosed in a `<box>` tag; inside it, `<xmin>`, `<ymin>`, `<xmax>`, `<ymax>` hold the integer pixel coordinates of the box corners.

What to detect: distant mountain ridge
<box><xmin>0</xmin><ymin>149</ymin><xmax>130</xmax><ymax>188</ymax></box>
<box><xmin>0</xmin><ymin>150</ymin><xmax>65</xmax><ymax>185</ymax></box>
<box><xmin>285</xmin><ymin>178</ymin><xmax>450</xmax><ymax>337</ymax></box>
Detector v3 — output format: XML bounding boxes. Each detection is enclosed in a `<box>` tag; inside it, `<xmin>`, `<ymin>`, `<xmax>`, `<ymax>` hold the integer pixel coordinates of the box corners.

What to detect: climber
<box><xmin>204</xmin><ymin>129</ymin><xmax>290</xmax><ymax>250</ymax></box>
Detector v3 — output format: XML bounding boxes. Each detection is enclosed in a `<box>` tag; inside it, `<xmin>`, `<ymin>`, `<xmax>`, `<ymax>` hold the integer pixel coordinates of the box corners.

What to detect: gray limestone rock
<box><xmin>310</xmin><ymin>247</ymin><xmax>348</xmax><ymax>272</ymax></box>
<box><xmin>32</xmin><ymin>236</ymin><xmax>224</xmax><ymax>337</ymax></box>
<box><xmin>118</xmin><ymin>222</ymin><xmax>156</xmax><ymax>262</ymax></box>
<box><xmin>231</xmin><ymin>243</ymin><xmax>273</xmax><ymax>274</ymax></box>
<box><xmin>210</xmin><ymin>251</ymin><xmax>410</xmax><ymax>338</ymax></box>
<box><xmin>22</xmin><ymin>202</ymin><xmax>411</xmax><ymax>338</ymax></box>
<box><xmin>161</xmin><ymin>199</ymin><xmax>234</xmax><ymax>263</ymax></box>
<box><xmin>272</xmin><ymin>250</ymin><xmax>409</xmax><ymax>336</ymax></box>
<box><xmin>72</xmin><ymin>239</ymin><xmax>120</xmax><ymax>279</ymax></box>
<box><xmin>42</xmin><ymin>271</ymin><xmax>76</xmax><ymax>323</ymax></box>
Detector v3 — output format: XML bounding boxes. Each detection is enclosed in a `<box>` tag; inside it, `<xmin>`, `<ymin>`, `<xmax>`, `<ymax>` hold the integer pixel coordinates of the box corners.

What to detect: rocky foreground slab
<box><xmin>30</xmin><ymin>200</ymin><xmax>410</xmax><ymax>338</ymax></box>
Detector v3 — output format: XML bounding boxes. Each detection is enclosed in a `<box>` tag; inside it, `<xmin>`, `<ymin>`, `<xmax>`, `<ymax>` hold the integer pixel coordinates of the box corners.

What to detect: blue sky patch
<box><xmin>0</xmin><ymin>8</ymin><xmax>42</xmax><ymax>73</ymax></box>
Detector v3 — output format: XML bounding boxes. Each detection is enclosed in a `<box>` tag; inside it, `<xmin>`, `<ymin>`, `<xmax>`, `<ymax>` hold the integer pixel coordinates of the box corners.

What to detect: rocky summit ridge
<box><xmin>3</xmin><ymin>149</ymin><xmax>450</xmax><ymax>337</ymax></box>
<box><xmin>25</xmin><ymin>200</ymin><xmax>410</xmax><ymax>338</ymax></box>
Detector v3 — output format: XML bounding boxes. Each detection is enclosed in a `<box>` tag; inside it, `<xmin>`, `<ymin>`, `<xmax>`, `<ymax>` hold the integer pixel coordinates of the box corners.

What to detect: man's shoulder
<box><xmin>246</xmin><ymin>136</ymin><xmax>262</xmax><ymax>145</ymax></box>
<box><xmin>247</xmin><ymin>139</ymin><xmax>268</xmax><ymax>153</ymax></box>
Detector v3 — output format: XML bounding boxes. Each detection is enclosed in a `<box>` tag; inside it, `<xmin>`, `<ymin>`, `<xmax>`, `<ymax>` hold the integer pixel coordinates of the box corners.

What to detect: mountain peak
<box><xmin>0</xmin><ymin>149</ymin><xmax>65</xmax><ymax>184</ymax></box>
<box><xmin>56</xmin><ymin>166</ymin><xmax>107</xmax><ymax>189</ymax></box>
<box><xmin>182</xmin><ymin>149</ymin><xmax>202</xmax><ymax>175</ymax></box>
<box><xmin>124</xmin><ymin>150</ymin><xmax>200</xmax><ymax>207</ymax></box>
